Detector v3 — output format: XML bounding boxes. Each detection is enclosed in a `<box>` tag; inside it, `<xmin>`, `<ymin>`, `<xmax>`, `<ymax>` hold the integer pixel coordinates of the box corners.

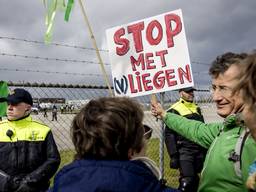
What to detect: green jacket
<box><xmin>164</xmin><ymin>113</ymin><xmax>256</xmax><ymax>192</ymax></box>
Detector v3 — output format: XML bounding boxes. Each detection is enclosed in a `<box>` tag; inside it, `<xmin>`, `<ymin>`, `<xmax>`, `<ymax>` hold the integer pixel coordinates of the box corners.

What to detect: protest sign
<box><xmin>106</xmin><ymin>9</ymin><xmax>193</xmax><ymax>97</ymax></box>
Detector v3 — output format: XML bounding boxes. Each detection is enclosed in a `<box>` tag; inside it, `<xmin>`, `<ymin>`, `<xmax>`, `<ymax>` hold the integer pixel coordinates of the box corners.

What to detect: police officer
<box><xmin>0</xmin><ymin>88</ymin><xmax>60</xmax><ymax>192</ymax></box>
<box><xmin>165</xmin><ymin>87</ymin><xmax>206</xmax><ymax>192</ymax></box>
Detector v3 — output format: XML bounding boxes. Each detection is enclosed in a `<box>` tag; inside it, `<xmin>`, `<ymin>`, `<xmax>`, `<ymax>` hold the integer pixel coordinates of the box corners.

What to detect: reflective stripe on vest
<box><xmin>0</xmin><ymin>119</ymin><xmax>50</xmax><ymax>142</ymax></box>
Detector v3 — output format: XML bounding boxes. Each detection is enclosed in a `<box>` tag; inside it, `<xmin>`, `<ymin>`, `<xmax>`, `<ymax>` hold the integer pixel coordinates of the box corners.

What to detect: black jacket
<box><xmin>0</xmin><ymin>116</ymin><xmax>60</xmax><ymax>192</ymax></box>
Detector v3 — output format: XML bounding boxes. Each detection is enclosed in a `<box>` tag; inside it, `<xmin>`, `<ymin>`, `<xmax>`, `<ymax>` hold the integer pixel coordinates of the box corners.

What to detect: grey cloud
<box><xmin>0</xmin><ymin>0</ymin><xmax>255</xmax><ymax>86</ymax></box>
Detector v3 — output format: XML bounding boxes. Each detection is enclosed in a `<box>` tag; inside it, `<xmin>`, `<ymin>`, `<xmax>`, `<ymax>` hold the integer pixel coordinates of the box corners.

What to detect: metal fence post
<box><xmin>159</xmin><ymin>92</ymin><xmax>165</xmax><ymax>179</ymax></box>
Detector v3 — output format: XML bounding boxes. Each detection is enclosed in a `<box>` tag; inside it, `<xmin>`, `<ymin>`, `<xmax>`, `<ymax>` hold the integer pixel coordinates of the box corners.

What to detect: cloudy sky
<box><xmin>0</xmin><ymin>0</ymin><xmax>255</xmax><ymax>87</ymax></box>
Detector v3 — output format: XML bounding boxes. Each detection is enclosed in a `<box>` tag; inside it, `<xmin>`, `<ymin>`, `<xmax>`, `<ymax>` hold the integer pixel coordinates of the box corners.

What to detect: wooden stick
<box><xmin>78</xmin><ymin>0</ymin><xmax>113</xmax><ymax>96</ymax></box>
<box><xmin>151</xmin><ymin>93</ymin><xmax>159</xmax><ymax>121</ymax></box>
<box><xmin>151</xmin><ymin>93</ymin><xmax>158</xmax><ymax>105</ymax></box>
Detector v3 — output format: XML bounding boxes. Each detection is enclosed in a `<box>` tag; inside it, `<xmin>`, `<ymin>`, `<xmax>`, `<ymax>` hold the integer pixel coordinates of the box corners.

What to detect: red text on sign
<box><xmin>128</xmin><ymin>64</ymin><xmax>192</xmax><ymax>93</ymax></box>
<box><xmin>114</xmin><ymin>13</ymin><xmax>182</xmax><ymax>56</ymax></box>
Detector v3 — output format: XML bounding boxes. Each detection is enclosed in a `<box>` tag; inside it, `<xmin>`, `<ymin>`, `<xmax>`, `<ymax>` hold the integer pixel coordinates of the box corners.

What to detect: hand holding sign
<box><xmin>151</xmin><ymin>95</ymin><xmax>166</xmax><ymax>120</ymax></box>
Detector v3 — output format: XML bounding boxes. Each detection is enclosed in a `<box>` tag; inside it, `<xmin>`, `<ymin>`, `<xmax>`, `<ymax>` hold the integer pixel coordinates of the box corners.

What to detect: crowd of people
<box><xmin>0</xmin><ymin>50</ymin><xmax>256</xmax><ymax>192</ymax></box>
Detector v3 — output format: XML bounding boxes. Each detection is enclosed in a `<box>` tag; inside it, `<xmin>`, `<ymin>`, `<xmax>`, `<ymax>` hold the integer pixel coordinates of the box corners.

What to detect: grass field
<box><xmin>56</xmin><ymin>138</ymin><xmax>179</xmax><ymax>188</ymax></box>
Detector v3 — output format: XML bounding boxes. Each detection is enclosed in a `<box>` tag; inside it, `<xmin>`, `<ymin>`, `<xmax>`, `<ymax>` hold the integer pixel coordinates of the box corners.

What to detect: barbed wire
<box><xmin>193</xmin><ymin>71</ymin><xmax>209</xmax><ymax>75</ymax></box>
<box><xmin>7</xmin><ymin>81</ymin><xmax>112</xmax><ymax>89</ymax></box>
<box><xmin>0</xmin><ymin>67</ymin><xmax>209</xmax><ymax>77</ymax></box>
<box><xmin>0</xmin><ymin>52</ymin><xmax>111</xmax><ymax>65</ymax></box>
<box><xmin>0</xmin><ymin>36</ymin><xmax>109</xmax><ymax>52</ymax></box>
<box><xmin>0</xmin><ymin>36</ymin><xmax>211</xmax><ymax>66</ymax></box>
<box><xmin>0</xmin><ymin>67</ymin><xmax>111</xmax><ymax>77</ymax></box>
<box><xmin>191</xmin><ymin>61</ymin><xmax>210</xmax><ymax>66</ymax></box>
<box><xmin>0</xmin><ymin>51</ymin><xmax>211</xmax><ymax>67</ymax></box>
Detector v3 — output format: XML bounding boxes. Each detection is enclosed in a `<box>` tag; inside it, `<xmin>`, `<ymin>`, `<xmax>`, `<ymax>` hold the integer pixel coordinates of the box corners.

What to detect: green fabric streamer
<box><xmin>44</xmin><ymin>0</ymin><xmax>66</xmax><ymax>44</ymax></box>
<box><xmin>64</xmin><ymin>0</ymin><xmax>74</xmax><ymax>22</ymax></box>
<box><xmin>0</xmin><ymin>81</ymin><xmax>8</xmax><ymax>118</ymax></box>
<box><xmin>44</xmin><ymin>0</ymin><xmax>57</xmax><ymax>44</ymax></box>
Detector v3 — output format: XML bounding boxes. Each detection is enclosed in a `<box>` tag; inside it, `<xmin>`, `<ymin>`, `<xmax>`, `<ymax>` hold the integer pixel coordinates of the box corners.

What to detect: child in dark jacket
<box><xmin>50</xmin><ymin>97</ymin><xmax>179</xmax><ymax>192</ymax></box>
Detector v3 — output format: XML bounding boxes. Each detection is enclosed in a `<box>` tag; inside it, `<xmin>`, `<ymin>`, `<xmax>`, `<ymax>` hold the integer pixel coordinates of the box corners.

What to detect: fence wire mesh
<box><xmin>5</xmin><ymin>84</ymin><xmax>221</xmax><ymax>188</ymax></box>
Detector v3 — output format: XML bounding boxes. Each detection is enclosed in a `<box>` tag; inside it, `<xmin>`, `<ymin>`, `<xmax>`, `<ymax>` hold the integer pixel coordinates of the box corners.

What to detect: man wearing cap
<box><xmin>0</xmin><ymin>88</ymin><xmax>60</xmax><ymax>192</ymax></box>
<box><xmin>165</xmin><ymin>87</ymin><xmax>206</xmax><ymax>192</ymax></box>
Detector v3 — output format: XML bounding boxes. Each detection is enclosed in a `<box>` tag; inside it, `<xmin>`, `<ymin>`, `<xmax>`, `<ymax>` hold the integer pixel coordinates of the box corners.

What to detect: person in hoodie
<box><xmin>50</xmin><ymin>96</ymin><xmax>179</xmax><ymax>192</ymax></box>
<box><xmin>151</xmin><ymin>52</ymin><xmax>256</xmax><ymax>192</ymax></box>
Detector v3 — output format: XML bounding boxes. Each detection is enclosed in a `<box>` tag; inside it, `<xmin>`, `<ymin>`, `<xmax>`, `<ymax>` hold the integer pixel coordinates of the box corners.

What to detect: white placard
<box><xmin>106</xmin><ymin>9</ymin><xmax>194</xmax><ymax>97</ymax></box>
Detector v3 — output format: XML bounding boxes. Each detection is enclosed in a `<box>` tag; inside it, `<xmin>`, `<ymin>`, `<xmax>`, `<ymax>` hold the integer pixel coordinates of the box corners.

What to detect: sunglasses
<box><xmin>143</xmin><ymin>125</ymin><xmax>153</xmax><ymax>140</ymax></box>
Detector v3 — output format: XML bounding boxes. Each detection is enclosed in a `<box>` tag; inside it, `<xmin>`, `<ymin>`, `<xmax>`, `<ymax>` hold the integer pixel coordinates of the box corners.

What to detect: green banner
<box><xmin>0</xmin><ymin>81</ymin><xmax>8</xmax><ymax>117</ymax></box>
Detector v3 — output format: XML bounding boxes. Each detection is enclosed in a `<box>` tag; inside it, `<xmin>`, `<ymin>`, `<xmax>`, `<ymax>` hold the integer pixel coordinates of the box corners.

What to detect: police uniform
<box><xmin>0</xmin><ymin>88</ymin><xmax>60</xmax><ymax>192</ymax></box>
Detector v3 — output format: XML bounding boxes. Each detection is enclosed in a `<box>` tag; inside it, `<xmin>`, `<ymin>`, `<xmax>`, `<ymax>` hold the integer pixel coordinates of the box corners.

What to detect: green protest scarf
<box><xmin>0</xmin><ymin>81</ymin><xmax>8</xmax><ymax>117</ymax></box>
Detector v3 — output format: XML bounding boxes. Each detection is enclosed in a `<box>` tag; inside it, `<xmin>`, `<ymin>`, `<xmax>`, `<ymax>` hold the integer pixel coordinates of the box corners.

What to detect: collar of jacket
<box><xmin>179</xmin><ymin>98</ymin><xmax>196</xmax><ymax>108</ymax></box>
<box><xmin>223</xmin><ymin>113</ymin><xmax>245</xmax><ymax>131</ymax></box>
<box><xmin>8</xmin><ymin>114</ymin><xmax>30</xmax><ymax>122</ymax></box>
<box><xmin>7</xmin><ymin>115</ymin><xmax>32</xmax><ymax>126</ymax></box>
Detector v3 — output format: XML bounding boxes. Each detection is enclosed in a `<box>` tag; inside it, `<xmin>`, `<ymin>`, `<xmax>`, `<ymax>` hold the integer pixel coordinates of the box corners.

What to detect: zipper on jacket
<box><xmin>200</xmin><ymin>136</ymin><xmax>219</xmax><ymax>178</ymax></box>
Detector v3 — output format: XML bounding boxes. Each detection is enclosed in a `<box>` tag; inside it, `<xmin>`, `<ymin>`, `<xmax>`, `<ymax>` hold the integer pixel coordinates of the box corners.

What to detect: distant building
<box><xmin>33</xmin><ymin>98</ymin><xmax>66</xmax><ymax>109</ymax></box>
<box><xmin>66</xmin><ymin>99</ymin><xmax>90</xmax><ymax>109</ymax></box>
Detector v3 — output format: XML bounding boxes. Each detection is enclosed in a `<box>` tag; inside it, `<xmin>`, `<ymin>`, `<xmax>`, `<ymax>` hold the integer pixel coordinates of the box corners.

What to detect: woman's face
<box><xmin>242</xmin><ymin>104</ymin><xmax>256</xmax><ymax>141</ymax></box>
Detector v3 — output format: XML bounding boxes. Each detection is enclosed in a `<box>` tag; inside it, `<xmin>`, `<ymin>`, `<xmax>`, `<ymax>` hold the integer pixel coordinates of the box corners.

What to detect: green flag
<box><xmin>44</xmin><ymin>0</ymin><xmax>66</xmax><ymax>44</ymax></box>
<box><xmin>0</xmin><ymin>81</ymin><xmax>8</xmax><ymax>117</ymax></box>
<box><xmin>64</xmin><ymin>0</ymin><xmax>74</xmax><ymax>22</ymax></box>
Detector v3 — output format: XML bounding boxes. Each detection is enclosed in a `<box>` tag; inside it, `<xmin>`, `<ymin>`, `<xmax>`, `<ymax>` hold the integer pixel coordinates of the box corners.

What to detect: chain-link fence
<box><xmin>5</xmin><ymin>84</ymin><xmax>222</xmax><ymax>188</ymax></box>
